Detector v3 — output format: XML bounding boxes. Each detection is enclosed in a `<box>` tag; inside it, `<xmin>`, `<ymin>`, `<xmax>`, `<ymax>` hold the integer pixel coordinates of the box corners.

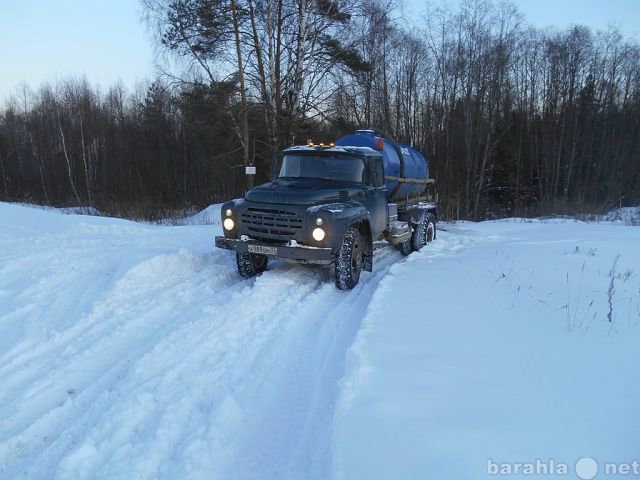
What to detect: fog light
<box><xmin>225</xmin><ymin>208</ymin><xmax>232</xmax><ymax>217</ymax></box>
<box><xmin>312</xmin><ymin>227</ymin><xmax>325</xmax><ymax>241</ymax></box>
<box><xmin>223</xmin><ymin>218</ymin><xmax>235</xmax><ymax>230</ymax></box>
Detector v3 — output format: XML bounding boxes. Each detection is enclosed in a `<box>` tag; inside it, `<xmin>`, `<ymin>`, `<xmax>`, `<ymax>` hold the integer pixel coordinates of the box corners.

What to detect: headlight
<box><xmin>225</xmin><ymin>208</ymin><xmax>233</xmax><ymax>217</ymax></box>
<box><xmin>312</xmin><ymin>227</ymin><xmax>325</xmax><ymax>241</ymax></box>
<box><xmin>315</xmin><ymin>217</ymin><xmax>323</xmax><ymax>226</ymax></box>
<box><xmin>223</xmin><ymin>218</ymin><xmax>235</xmax><ymax>230</ymax></box>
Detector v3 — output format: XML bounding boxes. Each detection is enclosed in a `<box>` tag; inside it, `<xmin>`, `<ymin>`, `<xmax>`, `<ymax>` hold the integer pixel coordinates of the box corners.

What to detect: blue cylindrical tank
<box><xmin>335</xmin><ymin>130</ymin><xmax>429</xmax><ymax>202</ymax></box>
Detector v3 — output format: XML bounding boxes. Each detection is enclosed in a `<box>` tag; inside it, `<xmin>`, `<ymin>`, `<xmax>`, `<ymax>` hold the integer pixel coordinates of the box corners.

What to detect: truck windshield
<box><xmin>279</xmin><ymin>154</ymin><xmax>364</xmax><ymax>183</ymax></box>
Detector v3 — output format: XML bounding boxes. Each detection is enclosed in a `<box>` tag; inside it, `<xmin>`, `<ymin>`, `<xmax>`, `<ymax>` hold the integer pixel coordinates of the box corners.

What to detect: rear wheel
<box><xmin>412</xmin><ymin>212</ymin><xmax>436</xmax><ymax>251</ymax></box>
<box><xmin>236</xmin><ymin>252</ymin><xmax>268</xmax><ymax>278</ymax></box>
<box><xmin>335</xmin><ymin>226</ymin><xmax>364</xmax><ymax>290</ymax></box>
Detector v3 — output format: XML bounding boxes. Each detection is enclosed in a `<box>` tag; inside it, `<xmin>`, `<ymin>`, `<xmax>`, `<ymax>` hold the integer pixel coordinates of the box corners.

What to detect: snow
<box><xmin>285</xmin><ymin>145</ymin><xmax>377</xmax><ymax>154</ymax></box>
<box><xmin>333</xmin><ymin>220</ymin><xmax>640</xmax><ymax>479</ymax></box>
<box><xmin>1</xmin><ymin>201</ymin><xmax>639</xmax><ymax>479</ymax></box>
<box><xmin>592</xmin><ymin>206</ymin><xmax>640</xmax><ymax>225</ymax></box>
<box><xmin>286</xmin><ymin>239</ymin><xmax>325</xmax><ymax>249</ymax></box>
<box><xmin>182</xmin><ymin>204</ymin><xmax>221</xmax><ymax>225</ymax></box>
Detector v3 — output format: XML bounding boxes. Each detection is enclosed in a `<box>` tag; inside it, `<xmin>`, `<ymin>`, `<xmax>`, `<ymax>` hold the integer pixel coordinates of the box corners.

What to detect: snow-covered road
<box><xmin>1</xmin><ymin>203</ymin><xmax>638</xmax><ymax>479</ymax></box>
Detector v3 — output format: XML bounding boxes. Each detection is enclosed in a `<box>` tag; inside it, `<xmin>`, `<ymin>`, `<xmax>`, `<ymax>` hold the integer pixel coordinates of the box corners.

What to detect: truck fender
<box><xmin>307</xmin><ymin>202</ymin><xmax>373</xmax><ymax>272</ymax></box>
<box><xmin>404</xmin><ymin>205</ymin><xmax>438</xmax><ymax>240</ymax></box>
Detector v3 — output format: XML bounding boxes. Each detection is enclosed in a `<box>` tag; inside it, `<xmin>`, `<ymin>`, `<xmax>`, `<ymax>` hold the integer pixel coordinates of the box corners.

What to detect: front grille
<box><xmin>241</xmin><ymin>207</ymin><xmax>303</xmax><ymax>239</ymax></box>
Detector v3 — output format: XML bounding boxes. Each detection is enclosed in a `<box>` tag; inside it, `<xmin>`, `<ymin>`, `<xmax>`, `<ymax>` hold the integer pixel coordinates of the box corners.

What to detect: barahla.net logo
<box><xmin>488</xmin><ymin>457</ymin><xmax>640</xmax><ymax>478</ymax></box>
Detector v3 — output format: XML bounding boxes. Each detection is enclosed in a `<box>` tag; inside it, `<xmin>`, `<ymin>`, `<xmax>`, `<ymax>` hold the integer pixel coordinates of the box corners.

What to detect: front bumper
<box><xmin>215</xmin><ymin>236</ymin><xmax>334</xmax><ymax>265</ymax></box>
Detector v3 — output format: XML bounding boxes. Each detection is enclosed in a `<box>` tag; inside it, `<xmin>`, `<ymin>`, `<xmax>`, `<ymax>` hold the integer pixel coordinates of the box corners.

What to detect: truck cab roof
<box><xmin>284</xmin><ymin>145</ymin><xmax>382</xmax><ymax>156</ymax></box>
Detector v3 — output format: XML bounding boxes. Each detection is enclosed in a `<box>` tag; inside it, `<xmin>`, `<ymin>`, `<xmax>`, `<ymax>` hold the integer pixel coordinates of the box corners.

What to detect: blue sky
<box><xmin>1</xmin><ymin>0</ymin><xmax>639</xmax><ymax>102</ymax></box>
<box><xmin>510</xmin><ymin>0</ymin><xmax>639</xmax><ymax>37</ymax></box>
<box><xmin>406</xmin><ymin>0</ymin><xmax>640</xmax><ymax>37</ymax></box>
<box><xmin>0</xmin><ymin>0</ymin><xmax>153</xmax><ymax>102</ymax></box>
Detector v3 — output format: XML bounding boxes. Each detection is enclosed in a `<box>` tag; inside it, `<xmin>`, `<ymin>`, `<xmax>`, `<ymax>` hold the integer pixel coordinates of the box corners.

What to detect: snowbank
<box><xmin>182</xmin><ymin>204</ymin><xmax>221</xmax><ymax>225</ymax></box>
<box><xmin>593</xmin><ymin>206</ymin><xmax>640</xmax><ymax>225</ymax></box>
<box><xmin>333</xmin><ymin>221</ymin><xmax>640</xmax><ymax>479</ymax></box>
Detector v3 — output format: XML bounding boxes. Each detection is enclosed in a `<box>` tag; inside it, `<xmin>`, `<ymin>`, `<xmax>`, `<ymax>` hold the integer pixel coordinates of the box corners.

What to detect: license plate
<box><xmin>248</xmin><ymin>244</ymin><xmax>278</xmax><ymax>256</ymax></box>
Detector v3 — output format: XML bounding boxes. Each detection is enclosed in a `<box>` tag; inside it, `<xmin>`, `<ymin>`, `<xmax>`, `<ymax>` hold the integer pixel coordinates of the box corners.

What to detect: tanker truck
<box><xmin>215</xmin><ymin>129</ymin><xmax>437</xmax><ymax>290</ymax></box>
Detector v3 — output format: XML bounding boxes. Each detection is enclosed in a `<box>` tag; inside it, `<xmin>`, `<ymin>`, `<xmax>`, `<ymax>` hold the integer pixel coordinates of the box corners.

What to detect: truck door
<box><xmin>363</xmin><ymin>157</ymin><xmax>387</xmax><ymax>237</ymax></box>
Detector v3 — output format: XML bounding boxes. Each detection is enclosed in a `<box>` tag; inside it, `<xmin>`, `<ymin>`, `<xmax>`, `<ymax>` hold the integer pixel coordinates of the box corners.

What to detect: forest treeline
<box><xmin>0</xmin><ymin>0</ymin><xmax>639</xmax><ymax>220</ymax></box>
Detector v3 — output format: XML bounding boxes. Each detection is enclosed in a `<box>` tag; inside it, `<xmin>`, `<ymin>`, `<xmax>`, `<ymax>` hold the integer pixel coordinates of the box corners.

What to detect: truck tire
<box><xmin>412</xmin><ymin>212</ymin><xmax>436</xmax><ymax>251</ymax></box>
<box><xmin>398</xmin><ymin>238</ymin><xmax>413</xmax><ymax>256</ymax></box>
<box><xmin>236</xmin><ymin>252</ymin><xmax>268</xmax><ymax>278</ymax></box>
<box><xmin>335</xmin><ymin>226</ymin><xmax>364</xmax><ymax>290</ymax></box>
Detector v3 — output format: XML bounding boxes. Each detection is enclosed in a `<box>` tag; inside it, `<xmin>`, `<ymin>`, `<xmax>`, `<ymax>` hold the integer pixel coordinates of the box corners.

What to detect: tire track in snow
<box><xmin>222</xmin><ymin>232</ymin><xmax>474</xmax><ymax>480</ymax></box>
<box><xmin>222</xmin><ymin>246</ymin><xmax>404</xmax><ymax>480</ymax></box>
<box><xmin>49</xmin><ymin>264</ymin><xmax>327</xmax><ymax>479</ymax></box>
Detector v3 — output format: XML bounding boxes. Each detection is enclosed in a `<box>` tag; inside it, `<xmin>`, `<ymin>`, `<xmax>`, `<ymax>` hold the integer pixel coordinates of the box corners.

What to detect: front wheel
<box><xmin>335</xmin><ymin>226</ymin><xmax>364</xmax><ymax>290</ymax></box>
<box><xmin>236</xmin><ymin>252</ymin><xmax>268</xmax><ymax>278</ymax></box>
